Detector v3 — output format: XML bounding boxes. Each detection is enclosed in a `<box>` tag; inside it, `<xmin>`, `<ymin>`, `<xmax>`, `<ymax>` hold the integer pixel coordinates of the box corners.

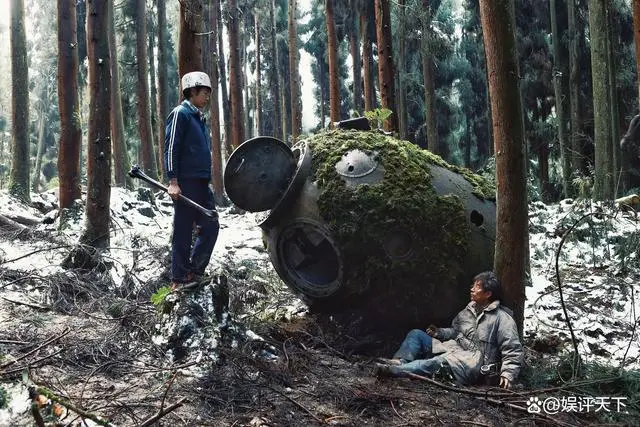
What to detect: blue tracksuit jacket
<box><xmin>164</xmin><ymin>100</ymin><xmax>212</xmax><ymax>181</ymax></box>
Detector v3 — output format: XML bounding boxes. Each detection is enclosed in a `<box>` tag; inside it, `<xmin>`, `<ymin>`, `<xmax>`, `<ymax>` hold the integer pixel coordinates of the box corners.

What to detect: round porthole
<box><xmin>275</xmin><ymin>219</ymin><xmax>343</xmax><ymax>298</ymax></box>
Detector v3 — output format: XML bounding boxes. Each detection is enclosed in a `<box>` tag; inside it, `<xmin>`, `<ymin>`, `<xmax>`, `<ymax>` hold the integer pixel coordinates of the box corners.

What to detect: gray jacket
<box><xmin>432</xmin><ymin>300</ymin><xmax>523</xmax><ymax>385</ymax></box>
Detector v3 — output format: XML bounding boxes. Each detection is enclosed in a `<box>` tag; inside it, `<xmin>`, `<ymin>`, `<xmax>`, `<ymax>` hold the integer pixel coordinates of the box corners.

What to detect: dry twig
<box><xmin>0</xmin><ymin>327</ymin><xmax>70</xmax><ymax>372</ymax></box>
<box><xmin>137</xmin><ymin>397</ymin><xmax>187</xmax><ymax>427</ymax></box>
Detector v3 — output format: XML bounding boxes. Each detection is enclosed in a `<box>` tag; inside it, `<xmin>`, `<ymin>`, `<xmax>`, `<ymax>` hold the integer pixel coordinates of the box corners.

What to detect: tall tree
<box><xmin>228</xmin><ymin>0</ymin><xmax>245</xmax><ymax>148</ymax></box>
<box><xmin>148</xmin><ymin>9</ymin><xmax>159</xmax><ymax>169</ymax></box>
<box><xmin>136</xmin><ymin>0</ymin><xmax>157</xmax><ymax>179</ymax></box>
<box><xmin>361</xmin><ymin>1</ymin><xmax>375</xmax><ymax>112</ymax></box>
<box><xmin>422</xmin><ymin>0</ymin><xmax>439</xmax><ymax>153</ymax></box>
<box><xmin>589</xmin><ymin>0</ymin><xmax>614</xmax><ymax>200</ymax></box>
<box><xmin>633</xmin><ymin>0</ymin><xmax>640</xmax><ymax>107</ymax></box>
<box><xmin>57</xmin><ymin>0</ymin><xmax>82</xmax><ymax>209</ymax></box>
<box><xmin>270</xmin><ymin>0</ymin><xmax>283</xmax><ymax>139</ymax></box>
<box><xmin>216</xmin><ymin>0</ymin><xmax>232</xmax><ymax>155</ymax></box>
<box><xmin>179</xmin><ymin>0</ymin><xmax>204</xmax><ymax>77</ymax></box>
<box><xmin>397</xmin><ymin>0</ymin><xmax>407</xmax><ymax>139</ymax></box>
<box><xmin>479</xmin><ymin>0</ymin><xmax>528</xmax><ymax>334</ymax></box>
<box><xmin>326</xmin><ymin>0</ymin><xmax>340</xmax><ymax>124</ymax></box>
<box><xmin>550</xmin><ymin>0</ymin><xmax>570</xmax><ymax>198</ymax></box>
<box><xmin>32</xmin><ymin>87</ymin><xmax>47</xmax><ymax>192</ymax></box>
<box><xmin>568</xmin><ymin>0</ymin><xmax>583</xmax><ymax>174</ymax></box>
<box><xmin>255</xmin><ymin>14</ymin><xmax>262</xmax><ymax>135</ymax></box>
<box><xmin>606</xmin><ymin>5</ymin><xmax>621</xmax><ymax>196</ymax></box>
<box><xmin>109</xmin><ymin>0</ymin><xmax>132</xmax><ymax>188</ymax></box>
<box><xmin>374</xmin><ymin>0</ymin><xmax>397</xmax><ymax>131</ymax></box>
<box><xmin>10</xmin><ymin>0</ymin><xmax>30</xmax><ymax>202</ymax></box>
<box><xmin>157</xmin><ymin>0</ymin><xmax>169</xmax><ymax>177</ymax></box>
<box><xmin>349</xmin><ymin>0</ymin><xmax>362</xmax><ymax>115</ymax></box>
<box><xmin>242</xmin><ymin>14</ymin><xmax>251</xmax><ymax>140</ymax></box>
<box><xmin>82</xmin><ymin>0</ymin><xmax>112</xmax><ymax>249</ymax></box>
<box><xmin>209</xmin><ymin>0</ymin><xmax>223</xmax><ymax>201</ymax></box>
<box><xmin>289</xmin><ymin>0</ymin><xmax>301</xmax><ymax>142</ymax></box>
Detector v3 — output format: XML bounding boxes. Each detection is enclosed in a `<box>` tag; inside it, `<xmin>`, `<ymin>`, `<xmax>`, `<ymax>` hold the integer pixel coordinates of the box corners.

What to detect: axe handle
<box><xmin>129</xmin><ymin>166</ymin><xmax>218</xmax><ymax>219</ymax></box>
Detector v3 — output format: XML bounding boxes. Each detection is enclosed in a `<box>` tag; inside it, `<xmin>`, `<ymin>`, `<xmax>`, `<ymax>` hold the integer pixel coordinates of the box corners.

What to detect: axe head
<box><xmin>128</xmin><ymin>165</ymin><xmax>143</xmax><ymax>179</ymax></box>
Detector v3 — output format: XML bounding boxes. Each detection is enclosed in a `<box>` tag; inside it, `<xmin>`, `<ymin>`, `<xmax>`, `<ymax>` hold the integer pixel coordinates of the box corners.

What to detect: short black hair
<box><xmin>182</xmin><ymin>86</ymin><xmax>209</xmax><ymax>100</ymax></box>
<box><xmin>473</xmin><ymin>271</ymin><xmax>501</xmax><ymax>302</ymax></box>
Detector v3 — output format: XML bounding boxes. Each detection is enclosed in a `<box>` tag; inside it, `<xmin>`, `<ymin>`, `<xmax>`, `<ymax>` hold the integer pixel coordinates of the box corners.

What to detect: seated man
<box><xmin>375</xmin><ymin>271</ymin><xmax>523</xmax><ymax>389</ymax></box>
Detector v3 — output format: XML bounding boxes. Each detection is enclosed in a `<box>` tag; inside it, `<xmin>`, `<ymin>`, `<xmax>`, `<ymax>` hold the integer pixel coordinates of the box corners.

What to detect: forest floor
<box><xmin>0</xmin><ymin>187</ymin><xmax>639</xmax><ymax>426</ymax></box>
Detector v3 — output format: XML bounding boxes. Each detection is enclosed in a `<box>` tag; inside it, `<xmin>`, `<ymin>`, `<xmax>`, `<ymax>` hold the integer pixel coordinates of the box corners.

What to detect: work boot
<box><xmin>186</xmin><ymin>271</ymin><xmax>211</xmax><ymax>283</ymax></box>
<box><xmin>374</xmin><ymin>363</ymin><xmax>404</xmax><ymax>378</ymax></box>
<box><xmin>376</xmin><ymin>358</ymin><xmax>402</xmax><ymax>366</ymax></box>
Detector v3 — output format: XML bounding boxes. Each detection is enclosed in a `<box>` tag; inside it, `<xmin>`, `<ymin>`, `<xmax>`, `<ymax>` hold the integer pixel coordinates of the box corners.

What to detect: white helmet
<box><xmin>181</xmin><ymin>71</ymin><xmax>211</xmax><ymax>90</ymax></box>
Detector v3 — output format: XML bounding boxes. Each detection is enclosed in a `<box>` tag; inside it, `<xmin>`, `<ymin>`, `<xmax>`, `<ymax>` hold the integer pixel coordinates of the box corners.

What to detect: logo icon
<box><xmin>527</xmin><ymin>397</ymin><xmax>542</xmax><ymax>414</ymax></box>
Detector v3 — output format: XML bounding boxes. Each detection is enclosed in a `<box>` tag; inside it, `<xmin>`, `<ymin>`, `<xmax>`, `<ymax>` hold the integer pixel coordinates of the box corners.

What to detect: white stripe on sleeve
<box><xmin>167</xmin><ymin>108</ymin><xmax>180</xmax><ymax>172</ymax></box>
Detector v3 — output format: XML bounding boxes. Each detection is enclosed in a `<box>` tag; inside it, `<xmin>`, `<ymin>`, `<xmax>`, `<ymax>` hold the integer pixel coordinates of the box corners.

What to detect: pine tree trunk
<box><xmin>326</xmin><ymin>0</ymin><xmax>340</xmax><ymax>124</ymax></box>
<box><xmin>157</xmin><ymin>0</ymin><xmax>169</xmax><ymax>177</ymax></box>
<box><xmin>320</xmin><ymin>58</ymin><xmax>326</xmax><ymax>128</ymax></box>
<box><xmin>397</xmin><ymin>0</ymin><xmax>407</xmax><ymax>139</ymax></box>
<box><xmin>269</xmin><ymin>0</ymin><xmax>283</xmax><ymax>140</ymax></box>
<box><xmin>32</xmin><ymin>108</ymin><xmax>46</xmax><ymax>192</ymax></box>
<box><xmin>568</xmin><ymin>0</ymin><xmax>582</xmax><ymax>175</ymax></box>
<box><xmin>179</xmin><ymin>0</ymin><xmax>204</xmax><ymax>76</ymax></box>
<box><xmin>228</xmin><ymin>0</ymin><xmax>245</xmax><ymax>148</ymax></box>
<box><xmin>361</xmin><ymin>4</ymin><xmax>374</xmax><ymax>112</ymax></box>
<box><xmin>550</xmin><ymin>0</ymin><xmax>569</xmax><ymax>198</ymax></box>
<box><xmin>607</xmin><ymin>5</ymin><xmax>621</xmax><ymax>196</ymax></box>
<box><xmin>589</xmin><ymin>0</ymin><xmax>613</xmax><ymax>200</ymax></box>
<box><xmin>288</xmin><ymin>0</ymin><xmax>300</xmax><ymax>142</ymax></box>
<box><xmin>255</xmin><ymin>16</ymin><xmax>262</xmax><ymax>136</ymax></box>
<box><xmin>136</xmin><ymin>0</ymin><xmax>157</xmax><ymax>179</ymax></box>
<box><xmin>216</xmin><ymin>0</ymin><xmax>232</xmax><ymax>156</ymax></box>
<box><xmin>349</xmin><ymin>0</ymin><xmax>362</xmax><ymax>115</ymax></box>
<box><xmin>83</xmin><ymin>0</ymin><xmax>111</xmax><ymax>249</ymax></box>
<box><xmin>633</xmin><ymin>0</ymin><xmax>640</xmax><ymax>108</ymax></box>
<box><xmin>148</xmin><ymin>10</ymin><xmax>159</xmax><ymax>172</ymax></box>
<box><xmin>10</xmin><ymin>0</ymin><xmax>30</xmax><ymax>202</ymax></box>
<box><xmin>465</xmin><ymin>118</ymin><xmax>471</xmax><ymax>167</ymax></box>
<box><xmin>374</xmin><ymin>0</ymin><xmax>397</xmax><ymax>131</ymax></box>
<box><xmin>108</xmin><ymin>0</ymin><xmax>132</xmax><ymax>188</ymax></box>
<box><xmin>479</xmin><ymin>0</ymin><xmax>528</xmax><ymax>335</ymax></box>
<box><xmin>242</xmin><ymin>18</ymin><xmax>251</xmax><ymax>140</ymax></box>
<box><xmin>57</xmin><ymin>0</ymin><xmax>82</xmax><ymax>209</ymax></box>
<box><xmin>209</xmin><ymin>0</ymin><xmax>224</xmax><ymax>202</ymax></box>
<box><xmin>422</xmin><ymin>0</ymin><xmax>438</xmax><ymax>154</ymax></box>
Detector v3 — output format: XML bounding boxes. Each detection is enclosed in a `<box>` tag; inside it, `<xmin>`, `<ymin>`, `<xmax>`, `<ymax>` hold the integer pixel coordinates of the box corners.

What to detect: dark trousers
<box><xmin>171</xmin><ymin>179</ymin><xmax>219</xmax><ymax>283</ymax></box>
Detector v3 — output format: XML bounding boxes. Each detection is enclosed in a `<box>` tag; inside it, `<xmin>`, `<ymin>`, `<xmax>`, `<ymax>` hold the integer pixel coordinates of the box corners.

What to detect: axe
<box><xmin>128</xmin><ymin>165</ymin><xmax>218</xmax><ymax>220</ymax></box>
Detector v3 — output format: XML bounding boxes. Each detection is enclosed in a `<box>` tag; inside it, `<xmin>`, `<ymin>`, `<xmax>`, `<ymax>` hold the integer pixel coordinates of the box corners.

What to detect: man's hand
<box><xmin>426</xmin><ymin>325</ymin><xmax>438</xmax><ymax>338</ymax></box>
<box><xmin>168</xmin><ymin>180</ymin><xmax>181</xmax><ymax>200</ymax></box>
<box><xmin>499</xmin><ymin>376</ymin><xmax>511</xmax><ymax>389</ymax></box>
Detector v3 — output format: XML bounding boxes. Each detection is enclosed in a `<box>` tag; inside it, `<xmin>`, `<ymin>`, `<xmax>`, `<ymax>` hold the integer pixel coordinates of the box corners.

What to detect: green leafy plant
<box><xmin>364</xmin><ymin>108</ymin><xmax>393</xmax><ymax>129</ymax></box>
<box><xmin>150</xmin><ymin>286</ymin><xmax>172</xmax><ymax>307</ymax></box>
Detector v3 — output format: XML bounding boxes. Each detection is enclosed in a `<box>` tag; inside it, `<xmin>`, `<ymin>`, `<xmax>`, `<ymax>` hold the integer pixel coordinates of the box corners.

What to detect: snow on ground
<box><xmin>0</xmin><ymin>187</ymin><xmax>268</xmax><ymax>287</ymax></box>
<box><xmin>526</xmin><ymin>199</ymin><xmax>640</xmax><ymax>368</ymax></box>
<box><xmin>1</xmin><ymin>189</ymin><xmax>639</xmax><ymax>369</ymax></box>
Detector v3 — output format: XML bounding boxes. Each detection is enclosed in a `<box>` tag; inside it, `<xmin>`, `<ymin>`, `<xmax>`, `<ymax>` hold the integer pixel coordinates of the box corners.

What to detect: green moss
<box><xmin>302</xmin><ymin>130</ymin><xmax>494</xmax><ymax>321</ymax></box>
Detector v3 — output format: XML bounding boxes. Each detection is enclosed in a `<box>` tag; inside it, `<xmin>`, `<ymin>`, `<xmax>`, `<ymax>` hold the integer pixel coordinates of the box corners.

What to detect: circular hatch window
<box><xmin>275</xmin><ymin>219</ymin><xmax>343</xmax><ymax>298</ymax></box>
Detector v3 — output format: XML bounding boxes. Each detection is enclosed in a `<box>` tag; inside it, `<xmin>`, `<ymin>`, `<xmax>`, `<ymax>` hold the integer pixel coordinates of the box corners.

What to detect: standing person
<box><xmin>164</xmin><ymin>71</ymin><xmax>219</xmax><ymax>289</ymax></box>
<box><xmin>375</xmin><ymin>271</ymin><xmax>523</xmax><ymax>389</ymax></box>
